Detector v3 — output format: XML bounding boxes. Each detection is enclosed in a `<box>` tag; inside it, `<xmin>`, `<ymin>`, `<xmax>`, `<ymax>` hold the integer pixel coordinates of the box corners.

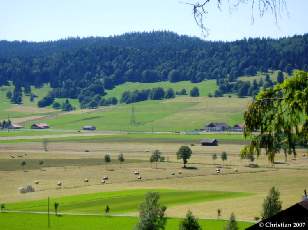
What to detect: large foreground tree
<box><xmin>136</xmin><ymin>192</ymin><xmax>167</xmax><ymax>230</ymax></box>
<box><xmin>242</xmin><ymin>70</ymin><xmax>308</xmax><ymax>164</ymax></box>
<box><xmin>261</xmin><ymin>187</ymin><xmax>282</xmax><ymax>219</ymax></box>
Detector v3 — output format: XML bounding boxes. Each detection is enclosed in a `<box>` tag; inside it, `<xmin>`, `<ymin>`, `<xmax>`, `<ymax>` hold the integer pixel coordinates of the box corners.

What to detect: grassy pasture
<box><xmin>7</xmin><ymin>189</ymin><xmax>250</xmax><ymax>213</ymax></box>
<box><xmin>105</xmin><ymin>80</ymin><xmax>218</xmax><ymax>99</ymax></box>
<box><xmin>0</xmin><ymin>84</ymin><xmax>54</xmax><ymax>120</ymax></box>
<box><xmin>0</xmin><ymin>213</ymin><xmax>253</xmax><ymax>230</ymax></box>
<box><xmin>26</xmin><ymin>96</ymin><xmax>250</xmax><ymax>132</ymax></box>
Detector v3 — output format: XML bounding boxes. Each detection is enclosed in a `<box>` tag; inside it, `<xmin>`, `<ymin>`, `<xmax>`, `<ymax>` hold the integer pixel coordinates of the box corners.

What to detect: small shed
<box><xmin>82</xmin><ymin>125</ymin><xmax>96</xmax><ymax>131</ymax></box>
<box><xmin>31</xmin><ymin>123</ymin><xmax>49</xmax><ymax>129</ymax></box>
<box><xmin>200</xmin><ymin>139</ymin><xmax>218</xmax><ymax>146</ymax></box>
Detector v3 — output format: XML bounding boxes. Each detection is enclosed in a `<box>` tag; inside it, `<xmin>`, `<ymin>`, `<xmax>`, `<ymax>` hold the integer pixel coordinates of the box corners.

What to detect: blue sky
<box><xmin>1</xmin><ymin>0</ymin><xmax>307</xmax><ymax>41</ymax></box>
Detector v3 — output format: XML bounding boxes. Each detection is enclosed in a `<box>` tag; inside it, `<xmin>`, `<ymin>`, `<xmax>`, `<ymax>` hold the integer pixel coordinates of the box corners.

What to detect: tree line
<box><xmin>120</xmin><ymin>87</ymin><xmax>199</xmax><ymax>104</ymax></box>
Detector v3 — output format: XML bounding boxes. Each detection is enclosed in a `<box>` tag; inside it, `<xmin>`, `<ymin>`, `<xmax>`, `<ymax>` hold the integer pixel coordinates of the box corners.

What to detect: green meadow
<box><xmin>0</xmin><ymin>84</ymin><xmax>53</xmax><ymax>120</ymax></box>
<box><xmin>0</xmin><ymin>213</ymin><xmax>253</xmax><ymax>230</ymax></box>
<box><xmin>0</xmin><ymin>189</ymin><xmax>253</xmax><ymax>229</ymax></box>
<box><xmin>7</xmin><ymin>189</ymin><xmax>251</xmax><ymax>214</ymax></box>
<box><xmin>28</xmin><ymin>97</ymin><xmax>250</xmax><ymax>132</ymax></box>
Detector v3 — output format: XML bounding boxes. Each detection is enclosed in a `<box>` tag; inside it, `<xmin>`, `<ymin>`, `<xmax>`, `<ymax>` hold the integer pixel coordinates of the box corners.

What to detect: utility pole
<box><xmin>130</xmin><ymin>105</ymin><xmax>137</xmax><ymax>126</ymax></box>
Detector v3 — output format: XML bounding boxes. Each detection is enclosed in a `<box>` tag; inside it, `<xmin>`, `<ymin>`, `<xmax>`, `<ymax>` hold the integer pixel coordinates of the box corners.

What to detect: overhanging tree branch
<box><xmin>187</xmin><ymin>0</ymin><xmax>287</xmax><ymax>35</ymax></box>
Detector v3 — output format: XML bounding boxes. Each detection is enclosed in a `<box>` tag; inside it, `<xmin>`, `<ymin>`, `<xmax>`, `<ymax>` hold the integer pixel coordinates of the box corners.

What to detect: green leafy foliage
<box><xmin>225</xmin><ymin>213</ymin><xmax>238</xmax><ymax>230</ymax></box>
<box><xmin>261</xmin><ymin>187</ymin><xmax>282</xmax><ymax>219</ymax></box>
<box><xmin>243</xmin><ymin>71</ymin><xmax>308</xmax><ymax>163</ymax></box>
<box><xmin>177</xmin><ymin>146</ymin><xmax>192</xmax><ymax>168</ymax></box>
<box><xmin>179</xmin><ymin>210</ymin><xmax>202</xmax><ymax>230</ymax></box>
<box><xmin>136</xmin><ymin>192</ymin><xmax>167</xmax><ymax>230</ymax></box>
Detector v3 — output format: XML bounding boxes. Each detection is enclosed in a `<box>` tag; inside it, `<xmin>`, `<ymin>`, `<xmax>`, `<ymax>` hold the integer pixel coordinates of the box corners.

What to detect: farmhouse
<box><xmin>82</xmin><ymin>125</ymin><xmax>96</xmax><ymax>131</ymax></box>
<box><xmin>231</xmin><ymin>124</ymin><xmax>244</xmax><ymax>132</ymax></box>
<box><xmin>204</xmin><ymin>122</ymin><xmax>230</xmax><ymax>132</ymax></box>
<box><xmin>31</xmin><ymin>123</ymin><xmax>49</xmax><ymax>129</ymax></box>
<box><xmin>200</xmin><ymin>139</ymin><xmax>218</xmax><ymax>146</ymax></box>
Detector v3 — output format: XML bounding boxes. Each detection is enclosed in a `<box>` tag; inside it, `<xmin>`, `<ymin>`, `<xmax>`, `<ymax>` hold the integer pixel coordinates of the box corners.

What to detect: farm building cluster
<box><xmin>0</xmin><ymin>121</ymin><xmax>98</xmax><ymax>131</ymax></box>
<box><xmin>202</xmin><ymin>122</ymin><xmax>244</xmax><ymax>132</ymax></box>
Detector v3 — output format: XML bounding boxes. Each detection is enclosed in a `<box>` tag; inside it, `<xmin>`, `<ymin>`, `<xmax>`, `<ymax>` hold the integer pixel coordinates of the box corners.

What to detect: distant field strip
<box><xmin>0</xmin><ymin>158</ymin><xmax>144</xmax><ymax>171</ymax></box>
<box><xmin>0</xmin><ymin>132</ymin><xmax>247</xmax><ymax>144</ymax></box>
<box><xmin>7</xmin><ymin>189</ymin><xmax>251</xmax><ymax>214</ymax></box>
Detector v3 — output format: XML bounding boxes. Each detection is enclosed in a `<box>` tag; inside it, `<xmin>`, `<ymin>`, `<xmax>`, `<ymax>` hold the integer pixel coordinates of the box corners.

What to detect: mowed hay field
<box><xmin>28</xmin><ymin>96</ymin><xmax>251</xmax><ymax>132</ymax></box>
<box><xmin>1</xmin><ymin>140</ymin><xmax>308</xmax><ymax>225</ymax></box>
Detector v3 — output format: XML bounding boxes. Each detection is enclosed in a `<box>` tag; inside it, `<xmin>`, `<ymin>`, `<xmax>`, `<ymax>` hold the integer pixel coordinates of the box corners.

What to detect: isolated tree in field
<box><xmin>136</xmin><ymin>192</ymin><xmax>167</xmax><ymax>230</ymax></box>
<box><xmin>39</xmin><ymin>160</ymin><xmax>44</xmax><ymax>170</ymax></box>
<box><xmin>104</xmin><ymin>154</ymin><xmax>111</xmax><ymax>169</ymax></box>
<box><xmin>105</xmin><ymin>205</ymin><xmax>110</xmax><ymax>215</ymax></box>
<box><xmin>212</xmin><ymin>153</ymin><xmax>217</xmax><ymax>164</ymax></box>
<box><xmin>221</xmin><ymin>152</ymin><xmax>227</xmax><ymax>165</ymax></box>
<box><xmin>21</xmin><ymin>161</ymin><xmax>26</xmax><ymax>171</ymax></box>
<box><xmin>6</xmin><ymin>91</ymin><xmax>12</xmax><ymax>99</ymax></box>
<box><xmin>0</xmin><ymin>203</ymin><xmax>5</xmax><ymax>212</ymax></box>
<box><xmin>226</xmin><ymin>213</ymin><xmax>238</xmax><ymax>230</ymax></box>
<box><xmin>243</xmin><ymin>71</ymin><xmax>308</xmax><ymax>164</ymax></box>
<box><xmin>54</xmin><ymin>202</ymin><xmax>59</xmax><ymax>216</ymax></box>
<box><xmin>179</xmin><ymin>210</ymin><xmax>202</xmax><ymax>230</ymax></box>
<box><xmin>190</xmin><ymin>87</ymin><xmax>200</xmax><ymax>97</ymax></box>
<box><xmin>177</xmin><ymin>146</ymin><xmax>192</xmax><ymax>168</ymax></box>
<box><xmin>261</xmin><ymin>187</ymin><xmax>282</xmax><ymax>219</ymax></box>
<box><xmin>217</xmin><ymin>209</ymin><xmax>221</xmax><ymax>219</ymax></box>
<box><xmin>150</xmin><ymin>150</ymin><xmax>162</xmax><ymax>169</ymax></box>
<box><xmin>118</xmin><ymin>153</ymin><xmax>125</xmax><ymax>167</ymax></box>
<box><xmin>42</xmin><ymin>139</ymin><xmax>48</xmax><ymax>152</ymax></box>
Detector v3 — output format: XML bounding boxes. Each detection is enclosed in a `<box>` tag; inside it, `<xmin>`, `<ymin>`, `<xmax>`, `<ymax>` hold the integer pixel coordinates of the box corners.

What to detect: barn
<box><xmin>31</xmin><ymin>123</ymin><xmax>49</xmax><ymax>129</ymax></box>
<box><xmin>82</xmin><ymin>125</ymin><xmax>96</xmax><ymax>131</ymax></box>
<box><xmin>204</xmin><ymin>122</ymin><xmax>230</xmax><ymax>132</ymax></box>
<box><xmin>200</xmin><ymin>139</ymin><xmax>218</xmax><ymax>146</ymax></box>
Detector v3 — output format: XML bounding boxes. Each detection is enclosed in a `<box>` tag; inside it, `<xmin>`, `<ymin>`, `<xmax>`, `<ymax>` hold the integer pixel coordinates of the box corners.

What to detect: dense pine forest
<box><xmin>0</xmin><ymin>31</ymin><xmax>307</xmax><ymax>108</ymax></box>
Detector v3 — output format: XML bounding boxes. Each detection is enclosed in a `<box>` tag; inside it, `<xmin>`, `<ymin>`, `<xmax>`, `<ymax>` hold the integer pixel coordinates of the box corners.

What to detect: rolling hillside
<box><xmin>26</xmin><ymin>96</ymin><xmax>250</xmax><ymax>132</ymax></box>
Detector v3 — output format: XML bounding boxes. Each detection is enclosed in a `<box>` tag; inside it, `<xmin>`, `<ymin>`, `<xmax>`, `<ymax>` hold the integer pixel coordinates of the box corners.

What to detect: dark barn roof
<box><xmin>205</xmin><ymin>122</ymin><xmax>230</xmax><ymax>128</ymax></box>
<box><xmin>200</xmin><ymin>139</ymin><xmax>218</xmax><ymax>144</ymax></box>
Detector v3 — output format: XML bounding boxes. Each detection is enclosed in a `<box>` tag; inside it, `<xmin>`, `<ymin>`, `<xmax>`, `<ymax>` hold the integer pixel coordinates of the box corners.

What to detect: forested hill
<box><xmin>0</xmin><ymin>31</ymin><xmax>307</xmax><ymax>96</ymax></box>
